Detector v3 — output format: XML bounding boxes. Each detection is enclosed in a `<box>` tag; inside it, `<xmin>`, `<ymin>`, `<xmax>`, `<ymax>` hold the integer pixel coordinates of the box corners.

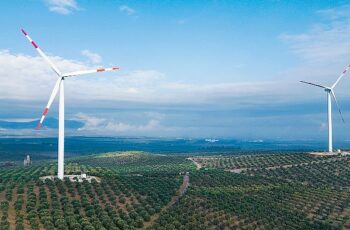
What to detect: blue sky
<box><xmin>1</xmin><ymin>0</ymin><xmax>350</xmax><ymax>142</ymax></box>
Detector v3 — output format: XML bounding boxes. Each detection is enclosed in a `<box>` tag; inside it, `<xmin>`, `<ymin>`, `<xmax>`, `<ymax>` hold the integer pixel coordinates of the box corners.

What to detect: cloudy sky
<box><xmin>1</xmin><ymin>0</ymin><xmax>350</xmax><ymax>141</ymax></box>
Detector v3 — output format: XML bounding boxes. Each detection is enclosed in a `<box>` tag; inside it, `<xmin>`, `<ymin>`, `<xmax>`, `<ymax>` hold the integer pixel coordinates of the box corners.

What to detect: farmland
<box><xmin>0</xmin><ymin>152</ymin><xmax>192</xmax><ymax>230</ymax></box>
<box><xmin>1</xmin><ymin>151</ymin><xmax>350</xmax><ymax>229</ymax></box>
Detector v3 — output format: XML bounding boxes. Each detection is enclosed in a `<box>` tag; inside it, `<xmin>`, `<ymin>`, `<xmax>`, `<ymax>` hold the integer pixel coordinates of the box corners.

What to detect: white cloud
<box><xmin>277</xmin><ymin>4</ymin><xmax>350</xmax><ymax>102</ymax></box>
<box><xmin>0</xmin><ymin>50</ymin><xmax>87</xmax><ymax>101</ymax></box>
<box><xmin>280</xmin><ymin>5</ymin><xmax>350</xmax><ymax>64</ymax></box>
<box><xmin>0</xmin><ymin>49</ymin><xmax>313</xmax><ymax>106</ymax></box>
<box><xmin>74</xmin><ymin>113</ymin><xmax>162</xmax><ymax>135</ymax></box>
<box><xmin>2</xmin><ymin>118</ymin><xmax>36</xmax><ymax>122</ymax></box>
<box><xmin>81</xmin><ymin>49</ymin><xmax>102</xmax><ymax>64</ymax></box>
<box><xmin>45</xmin><ymin>0</ymin><xmax>79</xmax><ymax>15</ymax></box>
<box><xmin>119</xmin><ymin>5</ymin><xmax>136</xmax><ymax>16</ymax></box>
<box><xmin>74</xmin><ymin>113</ymin><xmax>105</xmax><ymax>128</ymax></box>
<box><xmin>317</xmin><ymin>5</ymin><xmax>350</xmax><ymax>20</ymax></box>
<box><xmin>106</xmin><ymin>119</ymin><xmax>159</xmax><ymax>132</ymax></box>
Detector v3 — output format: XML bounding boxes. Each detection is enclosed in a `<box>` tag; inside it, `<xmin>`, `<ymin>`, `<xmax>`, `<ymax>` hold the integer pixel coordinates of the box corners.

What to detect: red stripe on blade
<box><xmin>112</xmin><ymin>67</ymin><xmax>119</xmax><ymax>70</ymax></box>
<box><xmin>31</xmin><ymin>41</ymin><xmax>38</xmax><ymax>48</ymax></box>
<box><xmin>21</xmin><ymin>29</ymin><xmax>27</xmax><ymax>36</ymax></box>
<box><xmin>43</xmin><ymin>108</ymin><xmax>49</xmax><ymax>116</ymax></box>
<box><xmin>97</xmin><ymin>68</ymin><xmax>105</xmax><ymax>72</ymax></box>
<box><xmin>36</xmin><ymin>123</ymin><xmax>42</xmax><ymax>129</ymax></box>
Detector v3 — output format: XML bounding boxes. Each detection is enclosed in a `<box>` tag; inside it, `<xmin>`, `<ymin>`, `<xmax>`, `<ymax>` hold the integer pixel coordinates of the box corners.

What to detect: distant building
<box><xmin>24</xmin><ymin>155</ymin><xmax>31</xmax><ymax>166</ymax></box>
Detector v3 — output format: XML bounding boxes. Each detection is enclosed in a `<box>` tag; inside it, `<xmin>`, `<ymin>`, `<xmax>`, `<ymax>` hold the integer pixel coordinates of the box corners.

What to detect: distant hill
<box><xmin>0</xmin><ymin>117</ymin><xmax>84</xmax><ymax>129</ymax></box>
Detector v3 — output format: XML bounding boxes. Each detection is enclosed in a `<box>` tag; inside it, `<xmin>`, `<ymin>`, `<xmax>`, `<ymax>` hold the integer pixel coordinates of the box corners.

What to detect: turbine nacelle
<box><xmin>299</xmin><ymin>80</ymin><xmax>344</xmax><ymax>123</ymax></box>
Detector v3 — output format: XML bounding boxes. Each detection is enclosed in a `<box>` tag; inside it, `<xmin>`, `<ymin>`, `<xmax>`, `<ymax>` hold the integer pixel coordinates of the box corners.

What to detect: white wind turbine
<box><xmin>21</xmin><ymin>29</ymin><xmax>119</xmax><ymax>179</ymax></box>
<box><xmin>300</xmin><ymin>65</ymin><xmax>350</xmax><ymax>153</ymax></box>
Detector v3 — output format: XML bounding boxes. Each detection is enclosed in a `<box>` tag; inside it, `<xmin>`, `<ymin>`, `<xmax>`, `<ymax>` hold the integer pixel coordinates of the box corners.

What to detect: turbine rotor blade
<box><xmin>330</xmin><ymin>90</ymin><xmax>345</xmax><ymax>123</ymax></box>
<box><xmin>62</xmin><ymin>67</ymin><xmax>119</xmax><ymax>77</ymax></box>
<box><xmin>332</xmin><ymin>64</ymin><xmax>350</xmax><ymax>89</ymax></box>
<box><xmin>300</xmin><ymin>81</ymin><xmax>327</xmax><ymax>89</ymax></box>
<box><xmin>37</xmin><ymin>77</ymin><xmax>62</xmax><ymax>129</ymax></box>
<box><xmin>21</xmin><ymin>29</ymin><xmax>62</xmax><ymax>77</ymax></box>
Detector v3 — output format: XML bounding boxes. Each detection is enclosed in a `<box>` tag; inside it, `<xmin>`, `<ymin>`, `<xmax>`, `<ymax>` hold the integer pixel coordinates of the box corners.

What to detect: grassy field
<box><xmin>1</xmin><ymin>151</ymin><xmax>350</xmax><ymax>229</ymax></box>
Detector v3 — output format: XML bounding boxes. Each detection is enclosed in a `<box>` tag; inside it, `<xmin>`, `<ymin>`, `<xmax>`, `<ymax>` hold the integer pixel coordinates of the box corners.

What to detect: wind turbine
<box><xmin>300</xmin><ymin>65</ymin><xmax>350</xmax><ymax>153</ymax></box>
<box><xmin>21</xmin><ymin>29</ymin><xmax>119</xmax><ymax>179</ymax></box>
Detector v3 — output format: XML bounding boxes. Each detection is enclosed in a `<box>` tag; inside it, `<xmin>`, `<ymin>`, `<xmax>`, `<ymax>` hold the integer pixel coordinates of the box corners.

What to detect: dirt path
<box><xmin>141</xmin><ymin>174</ymin><xmax>190</xmax><ymax>229</ymax></box>
<box><xmin>8</xmin><ymin>188</ymin><xmax>17</xmax><ymax>230</ymax></box>
<box><xmin>187</xmin><ymin>158</ymin><xmax>202</xmax><ymax>170</ymax></box>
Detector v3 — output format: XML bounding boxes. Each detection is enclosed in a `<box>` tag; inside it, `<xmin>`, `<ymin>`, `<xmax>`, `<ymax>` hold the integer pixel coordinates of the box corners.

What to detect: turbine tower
<box><xmin>300</xmin><ymin>65</ymin><xmax>349</xmax><ymax>153</ymax></box>
<box><xmin>21</xmin><ymin>29</ymin><xmax>119</xmax><ymax>179</ymax></box>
